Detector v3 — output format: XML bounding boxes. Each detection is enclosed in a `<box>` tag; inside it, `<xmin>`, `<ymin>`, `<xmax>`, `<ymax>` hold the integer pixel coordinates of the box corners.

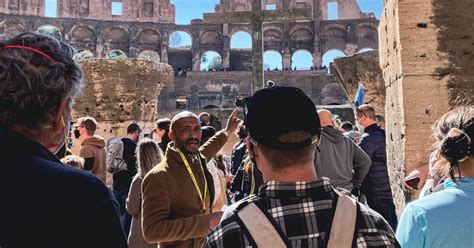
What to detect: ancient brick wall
<box><xmin>379</xmin><ymin>0</ymin><xmax>473</xmax><ymax>214</ymax></box>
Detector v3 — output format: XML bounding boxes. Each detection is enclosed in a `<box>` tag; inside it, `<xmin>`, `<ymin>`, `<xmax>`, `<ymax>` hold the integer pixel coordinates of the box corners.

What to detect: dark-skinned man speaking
<box><xmin>142</xmin><ymin>109</ymin><xmax>240</xmax><ymax>248</ymax></box>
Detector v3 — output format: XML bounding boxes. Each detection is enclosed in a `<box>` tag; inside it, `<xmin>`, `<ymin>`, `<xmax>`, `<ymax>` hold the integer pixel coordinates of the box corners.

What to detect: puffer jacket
<box><xmin>358</xmin><ymin>124</ymin><xmax>393</xmax><ymax>196</ymax></box>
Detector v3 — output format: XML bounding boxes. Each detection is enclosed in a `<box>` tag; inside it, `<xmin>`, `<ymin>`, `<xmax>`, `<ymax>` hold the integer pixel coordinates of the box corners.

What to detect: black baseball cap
<box><xmin>244</xmin><ymin>86</ymin><xmax>321</xmax><ymax>150</ymax></box>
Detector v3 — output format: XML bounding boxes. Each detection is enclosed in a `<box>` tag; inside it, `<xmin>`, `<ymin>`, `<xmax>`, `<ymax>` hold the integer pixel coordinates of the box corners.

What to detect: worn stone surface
<box><xmin>74</xmin><ymin>59</ymin><xmax>173</xmax><ymax>122</ymax></box>
<box><xmin>379</xmin><ymin>0</ymin><xmax>474</xmax><ymax>215</ymax></box>
<box><xmin>331</xmin><ymin>51</ymin><xmax>385</xmax><ymax>115</ymax></box>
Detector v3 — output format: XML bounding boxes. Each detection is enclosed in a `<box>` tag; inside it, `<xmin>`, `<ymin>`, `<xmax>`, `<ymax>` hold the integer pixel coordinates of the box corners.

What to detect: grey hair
<box><xmin>0</xmin><ymin>32</ymin><xmax>83</xmax><ymax>132</ymax></box>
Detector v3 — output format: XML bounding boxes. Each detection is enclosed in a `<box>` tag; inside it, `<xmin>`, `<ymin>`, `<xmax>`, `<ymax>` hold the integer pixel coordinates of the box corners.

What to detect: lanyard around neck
<box><xmin>176</xmin><ymin>148</ymin><xmax>208</xmax><ymax>211</ymax></box>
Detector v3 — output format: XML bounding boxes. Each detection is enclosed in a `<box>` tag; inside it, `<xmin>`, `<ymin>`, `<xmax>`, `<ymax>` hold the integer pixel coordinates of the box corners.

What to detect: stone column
<box><xmin>283</xmin><ymin>53</ymin><xmax>291</xmax><ymax>69</ymax></box>
<box><xmin>191</xmin><ymin>30</ymin><xmax>201</xmax><ymax>72</ymax></box>
<box><xmin>161</xmin><ymin>32</ymin><xmax>169</xmax><ymax>63</ymax></box>
<box><xmin>313</xmin><ymin>51</ymin><xmax>322</xmax><ymax>68</ymax></box>
<box><xmin>222</xmin><ymin>23</ymin><xmax>230</xmax><ymax>69</ymax></box>
<box><xmin>379</xmin><ymin>0</ymin><xmax>473</xmax><ymax>214</ymax></box>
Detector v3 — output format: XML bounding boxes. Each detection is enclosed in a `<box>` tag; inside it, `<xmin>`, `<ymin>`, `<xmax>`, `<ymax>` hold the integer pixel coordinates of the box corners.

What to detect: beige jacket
<box><xmin>126</xmin><ymin>175</ymin><xmax>156</xmax><ymax>248</ymax></box>
<box><xmin>142</xmin><ymin>131</ymin><xmax>228</xmax><ymax>248</ymax></box>
<box><xmin>79</xmin><ymin>135</ymin><xmax>107</xmax><ymax>184</ymax></box>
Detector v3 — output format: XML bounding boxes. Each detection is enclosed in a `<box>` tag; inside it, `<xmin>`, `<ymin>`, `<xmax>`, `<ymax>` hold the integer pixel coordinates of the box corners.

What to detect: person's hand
<box><xmin>225</xmin><ymin>108</ymin><xmax>241</xmax><ymax>134</ymax></box>
<box><xmin>225</xmin><ymin>174</ymin><xmax>233</xmax><ymax>183</ymax></box>
<box><xmin>205</xmin><ymin>211</ymin><xmax>224</xmax><ymax>229</ymax></box>
<box><xmin>404</xmin><ymin>164</ymin><xmax>429</xmax><ymax>190</ymax></box>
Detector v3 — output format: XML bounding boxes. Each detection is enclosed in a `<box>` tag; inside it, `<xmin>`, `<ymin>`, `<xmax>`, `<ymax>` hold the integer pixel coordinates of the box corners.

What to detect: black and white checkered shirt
<box><xmin>206</xmin><ymin>178</ymin><xmax>399</xmax><ymax>247</ymax></box>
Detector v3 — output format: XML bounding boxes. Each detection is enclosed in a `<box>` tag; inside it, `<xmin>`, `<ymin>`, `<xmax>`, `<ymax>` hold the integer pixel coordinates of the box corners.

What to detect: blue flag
<box><xmin>354</xmin><ymin>84</ymin><xmax>365</xmax><ymax>107</ymax></box>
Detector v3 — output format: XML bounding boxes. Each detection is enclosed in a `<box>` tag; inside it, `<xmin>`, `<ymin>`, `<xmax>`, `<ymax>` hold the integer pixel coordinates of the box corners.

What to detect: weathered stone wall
<box><xmin>331</xmin><ymin>51</ymin><xmax>385</xmax><ymax>115</ymax></box>
<box><xmin>157</xmin><ymin>70</ymin><xmax>347</xmax><ymax>111</ymax></box>
<box><xmin>71</xmin><ymin>59</ymin><xmax>173</xmax><ymax>151</ymax></box>
<box><xmin>379</xmin><ymin>0</ymin><xmax>474</xmax><ymax>214</ymax></box>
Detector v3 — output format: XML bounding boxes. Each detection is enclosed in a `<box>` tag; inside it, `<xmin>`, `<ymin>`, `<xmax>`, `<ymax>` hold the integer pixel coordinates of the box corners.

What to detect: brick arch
<box><xmin>137</xmin><ymin>29</ymin><xmax>161</xmax><ymax>51</ymax></box>
<box><xmin>229</xmin><ymin>26</ymin><xmax>252</xmax><ymax>37</ymax></box>
<box><xmin>264</xmin><ymin>29</ymin><xmax>283</xmax><ymax>51</ymax></box>
<box><xmin>68</xmin><ymin>25</ymin><xmax>96</xmax><ymax>52</ymax></box>
<box><xmin>0</xmin><ymin>20</ymin><xmax>26</xmax><ymax>40</ymax></box>
<box><xmin>168</xmin><ymin>30</ymin><xmax>193</xmax><ymax>49</ymax></box>
<box><xmin>200</xmin><ymin>30</ymin><xmax>223</xmax><ymax>45</ymax></box>
<box><xmin>101</xmin><ymin>26</ymin><xmax>130</xmax><ymax>56</ymax></box>
<box><xmin>356</xmin><ymin>23</ymin><xmax>378</xmax><ymax>50</ymax></box>
<box><xmin>290</xmin><ymin>28</ymin><xmax>313</xmax><ymax>51</ymax></box>
<box><xmin>321</xmin><ymin>25</ymin><xmax>347</xmax><ymax>55</ymax></box>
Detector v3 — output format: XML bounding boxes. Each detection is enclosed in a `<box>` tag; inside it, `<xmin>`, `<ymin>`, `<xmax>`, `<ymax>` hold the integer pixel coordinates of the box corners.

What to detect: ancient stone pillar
<box><xmin>192</xmin><ymin>30</ymin><xmax>201</xmax><ymax>72</ymax></box>
<box><xmin>283</xmin><ymin>53</ymin><xmax>291</xmax><ymax>69</ymax></box>
<box><xmin>379</xmin><ymin>0</ymin><xmax>474</xmax><ymax>214</ymax></box>
<box><xmin>161</xmin><ymin>33</ymin><xmax>169</xmax><ymax>64</ymax></box>
<box><xmin>222</xmin><ymin>24</ymin><xmax>230</xmax><ymax>69</ymax></box>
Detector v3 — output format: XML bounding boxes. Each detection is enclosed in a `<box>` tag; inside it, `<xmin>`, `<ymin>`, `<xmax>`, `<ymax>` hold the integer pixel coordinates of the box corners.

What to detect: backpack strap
<box><xmin>327</xmin><ymin>191</ymin><xmax>357</xmax><ymax>248</ymax></box>
<box><xmin>236</xmin><ymin>202</ymin><xmax>287</xmax><ymax>248</ymax></box>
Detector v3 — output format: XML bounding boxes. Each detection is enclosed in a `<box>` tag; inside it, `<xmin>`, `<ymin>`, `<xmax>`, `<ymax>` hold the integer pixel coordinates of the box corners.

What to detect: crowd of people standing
<box><xmin>0</xmin><ymin>32</ymin><xmax>472</xmax><ymax>248</ymax></box>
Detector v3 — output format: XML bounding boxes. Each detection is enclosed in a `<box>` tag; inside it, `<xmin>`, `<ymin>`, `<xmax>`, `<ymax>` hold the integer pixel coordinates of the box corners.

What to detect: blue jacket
<box><xmin>358</xmin><ymin>124</ymin><xmax>392</xmax><ymax>196</ymax></box>
<box><xmin>0</xmin><ymin>127</ymin><xmax>127</xmax><ymax>248</ymax></box>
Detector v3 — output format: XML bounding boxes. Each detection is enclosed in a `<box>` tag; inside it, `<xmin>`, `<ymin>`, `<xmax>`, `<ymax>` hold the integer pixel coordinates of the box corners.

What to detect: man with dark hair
<box><xmin>155</xmin><ymin>118</ymin><xmax>171</xmax><ymax>152</ymax></box>
<box><xmin>141</xmin><ymin>109</ymin><xmax>241</xmax><ymax>247</ymax></box>
<box><xmin>340</xmin><ymin>121</ymin><xmax>361</xmax><ymax>144</ymax></box>
<box><xmin>113</xmin><ymin>123</ymin><xmax>141</xmax><ymax>236</ymax></box>
<box><xmin>316</xmin><ymin>109</ymin><xmax>371</xmax><ymax>193</ymax></box>
<box><xmin>0</xmin><ymin>32</ymin><xmax>126</xmax><ymax>247</ymax></box>
<box><xmin>206</xmin><ymin>87</ymin><xmax>397</xmax><ymax>247</ymax></box>
<box><xmin>76</xmin><ymin>116</ymin><xmax>107</xmax><ymax>184</ymax></box>
<box><xmin>199</xmin><ymin>112</ymin><xmax>211</xmax><ymax>126</ymax></box>
<box><xmin>355</xmin><ymin>104</ymin><xmax>398</xmax><ymax>230</ymax></box>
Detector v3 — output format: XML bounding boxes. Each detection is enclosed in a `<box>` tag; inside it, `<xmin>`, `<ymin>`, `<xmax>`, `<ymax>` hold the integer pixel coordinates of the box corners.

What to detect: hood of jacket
<box><xmin>81</xmin><ymin>135</ymin><xmax>106</xmax><ymax>148</ymax></box>
<box><xmin>320</xmin><ymin>126</ymin><xmax>345</xmax><ymax>143</ymax></box>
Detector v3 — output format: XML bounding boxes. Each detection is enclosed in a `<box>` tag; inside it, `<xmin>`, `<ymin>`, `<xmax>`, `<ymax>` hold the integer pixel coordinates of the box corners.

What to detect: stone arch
<box><xmin>68</xmin><ymin>25</ymin><xmax>96</xmax><ymax>52</ymax></box>
<box><xmin>73</xmin><ymin>50</ymin><xmax>94</xmax><ymax>61</ymax></box>
<box><xmin>357</xmin><ymin>47</ymin><xmax>376</xmax><ymax>53</ymax></box>
<box><xmin>291</xmin><ymin>49</ymin><xmax>313</xmax><ymax>70</ymax></box>
<box><xmin>290</xmin><ymin>28</ymin><xmax>313</xmax><ymax>51</ymax></box>
<box><xmin>201</xmin><ymin>50</ymin><xmax>222</xmax><ymax>71</ymax></box>
<box><xmin>102</xmin><ymin>26</ymin><xmax>130</xmax><ymax>54</ymax></box>
<box><xmin>321</xmin><ymin>82</ymin><xmax>347</xmax><ymax>105</ymax></box>
<box><xmin>321</xmin><ymin>25</ymin><xmax>347</xmax><ymax>55</ymax></box>
<box><xmin>169</xmin><ymin>30</ymin><xmax>192</xmax><ymax>49</ymax></box>
<box><xmin>37</xmin><ymin>24</ymin><xmax>62</xmax><ymax>40</ymax></box>
<box><xmin>264</xmin><ymin>29</ymin><xmax>283</xmax><ymax>51</ymax></box>
<box><xmin>322</xmin><ymin>49</ymin><xmax>346</xmax><ymax>69</ymax></box>
<box><xmin>264</xmin><ymin>50</ymin><xmax>283</xmax><ymax>70</ymax></box>
<box><xmin>105</xmin><ymin>50</ymin><xmax>128</xmax><ymax>59</ymax></box>
<box><xmin>137</xmin><ymin>29</ymin><xmax>161</xmax><ymax>51</ymax></box>
<box><xmin>138</xmin><ymin>50</ymin><xmax>160</xmax><ymax>63</ymax></box>
<box><xmin>356</xmin><ymin>23</ymin><xmax>378</xmax><ymax>50</ymax></box>
<box><xmin>230</xmin><ymin>31</ymin><xmax>252</xmax><ymax>49</ymax></box>
<box><xmin>200</xmin><ymin>30</ymin><xmax>223</xmax><ymax>52</ymax></box>
<box><xmin>0</xmin><ymin>20</ymin><xmax>26</xmax><ymax>40</ymax></box>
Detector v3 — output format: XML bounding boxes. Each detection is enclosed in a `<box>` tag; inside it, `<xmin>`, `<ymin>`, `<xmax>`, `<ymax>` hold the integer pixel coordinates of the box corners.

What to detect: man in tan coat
<box><xmin>142</xmin><ymin>109</ymin><xmax>241</xmax><ymax>247</ymax></box>
<box><xmin>75</xmin><ymin>116</ymin><xmax>107</xmax><ymax>184</ymax></box>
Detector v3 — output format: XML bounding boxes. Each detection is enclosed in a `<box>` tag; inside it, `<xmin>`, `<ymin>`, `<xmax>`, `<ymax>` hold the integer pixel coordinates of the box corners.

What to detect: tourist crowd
<box><xmin>0</xmin><ymin>32</ymin><xmax>472</xmax><ymax>248</ymax></box>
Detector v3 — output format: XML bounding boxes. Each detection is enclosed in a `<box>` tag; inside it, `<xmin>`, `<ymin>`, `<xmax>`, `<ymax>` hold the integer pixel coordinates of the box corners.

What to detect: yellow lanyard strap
<box><xmin>176</xmin><ymin>149</ymin><xmax>208</xmax><ymax>211</ymax></box>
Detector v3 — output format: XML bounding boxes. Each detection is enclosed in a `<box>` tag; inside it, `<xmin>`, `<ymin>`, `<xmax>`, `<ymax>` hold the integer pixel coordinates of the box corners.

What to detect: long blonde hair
<box><xmin>136</xmin><ymin>138</ymin><xmax>163</xmax><ymax>178</ymax></box>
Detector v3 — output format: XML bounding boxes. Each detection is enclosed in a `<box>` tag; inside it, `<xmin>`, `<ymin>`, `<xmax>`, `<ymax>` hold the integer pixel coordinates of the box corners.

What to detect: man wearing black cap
<box><xmin>205</xmin><ymin>86</ymin><xmax>398</xmax><ymax>248</ymax></box>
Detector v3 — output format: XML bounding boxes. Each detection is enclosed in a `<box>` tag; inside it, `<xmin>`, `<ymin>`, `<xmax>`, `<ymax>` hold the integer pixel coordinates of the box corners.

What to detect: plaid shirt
<box><xmin>206</xmin><ymin>178</ymin><xmax>399</xmax><ymax>247</ymax></box>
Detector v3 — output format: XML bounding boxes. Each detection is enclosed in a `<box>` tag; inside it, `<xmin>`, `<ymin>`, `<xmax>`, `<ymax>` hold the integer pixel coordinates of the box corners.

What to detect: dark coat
<box><xmin>358</xmin><ymin>124</ymin><xmax>393</xmax><ymax>196</ymax></box>
<box><xmin>0</xmin><ymin>127</ymin><xmax>127</xmax><ymax>248</ymax></box>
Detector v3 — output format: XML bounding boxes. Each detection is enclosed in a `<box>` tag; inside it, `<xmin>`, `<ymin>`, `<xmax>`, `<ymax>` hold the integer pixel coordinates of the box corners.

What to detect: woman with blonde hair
<box><xmin>126</xmin><ymin>138</ymin><xmax>163</xmax><ymax>248</ymax></box>
<box><xmin>397</xmin><ymin>106</ymin><xmax>474</xmax><ymax>247</ymax></box>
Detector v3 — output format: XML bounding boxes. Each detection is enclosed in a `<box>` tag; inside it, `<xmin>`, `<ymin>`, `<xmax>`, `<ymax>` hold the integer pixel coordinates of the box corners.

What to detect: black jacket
<box><xmin>113</xmin><ymin>138</ymin><xmax>138</xmax><ymax>191</ymax></box>
<box><xmin>358</xmin><ymin>124</ymin><xmax>393</xmax><ymax>196</ymax></box>
<box><xmin>0</xmin><ymin>127</ymin><xmax>127</xmax><ymax>248</ymax></box>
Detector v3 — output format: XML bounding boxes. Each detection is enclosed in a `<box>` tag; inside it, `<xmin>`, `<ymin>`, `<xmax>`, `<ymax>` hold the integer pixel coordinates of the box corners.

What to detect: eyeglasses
<box><xmin>75</xmin><ymin>125</ymin><xmax>85</xmax><ymax>130</ymax></box>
